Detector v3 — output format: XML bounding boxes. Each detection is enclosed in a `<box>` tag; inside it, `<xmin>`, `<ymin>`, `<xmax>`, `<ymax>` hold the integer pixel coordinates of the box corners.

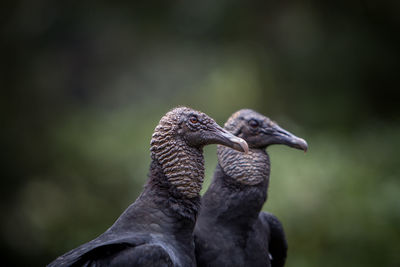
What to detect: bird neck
<box><xmin>201</xmin><ymin>147</ymin><xmax>270</xmax><ymax>228</ymax></box>
<box><xmin>142</xmin><ymin>158</ymin><xmax>202</xmax><ymax>225</ymax></box>
<box><xmin>218</xmin><ymin>146</ymin><xmax>270</xmax><ymax>185</ymax></box>
<box><xmin>150</xmin><ymin>121</ymin><xmax>205</xmax><ymax>199</ymax></box>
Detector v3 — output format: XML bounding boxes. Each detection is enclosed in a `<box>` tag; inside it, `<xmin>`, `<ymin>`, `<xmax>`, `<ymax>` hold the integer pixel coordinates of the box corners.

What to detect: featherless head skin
<box><xmin>218</xmin><ymin>109</ymin><xmax>307</xmax><ymax>185</ymax></box>
<box><xmin>224</xmin><ymin>109</ymin><xmax>308</xmax><ymax>151</ymax></box>
<box><xmin>150</xmin><ymin>107</ymin><xmax>248</xmax><ymax>197</ymax></box>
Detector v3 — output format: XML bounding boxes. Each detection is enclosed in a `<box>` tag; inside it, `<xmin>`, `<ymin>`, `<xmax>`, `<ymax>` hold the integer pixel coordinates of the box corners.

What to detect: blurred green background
<box><xmin>2</xmin><ymin>1</ymin><xmax>400</xmax><ymax>266</ymax></box>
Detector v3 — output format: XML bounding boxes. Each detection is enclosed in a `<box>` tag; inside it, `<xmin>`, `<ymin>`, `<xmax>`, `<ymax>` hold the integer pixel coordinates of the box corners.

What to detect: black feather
<box><xmin>195</xmin><ymin>109</ymin><xmax>306</xmax><ymax>267</ymax></box>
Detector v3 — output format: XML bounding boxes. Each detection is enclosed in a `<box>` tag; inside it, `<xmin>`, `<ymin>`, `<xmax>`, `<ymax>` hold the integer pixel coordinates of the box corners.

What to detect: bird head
<box><xmin>151</xmin><ymin>107</ymin><xmax>248</xmax><ymax>154</ymax></box>
<box><xmin>150</xmin><ymin>107</ymin><xmax>249</xmax><ymax>198</ymax></box>
<box><xmin>224</xmin><ymin>109</ymin><xmax>308</xmax><ymax>151</ymax></box>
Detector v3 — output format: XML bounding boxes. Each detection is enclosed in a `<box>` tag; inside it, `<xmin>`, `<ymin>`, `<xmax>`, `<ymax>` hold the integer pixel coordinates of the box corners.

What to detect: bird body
<box><xmin>195</xmin><ymin>109</ymin><xmax>307</xmax><ymax>267</ymax></box>
<box><xmin>195</xmin><ymin>151</ymin><xmax>273</xmax><ymax>267</ymax></box>
<box><xmin>48</xmin><ymin>107</ymin><xmax>248</xmax><ymax>267</ymax></box>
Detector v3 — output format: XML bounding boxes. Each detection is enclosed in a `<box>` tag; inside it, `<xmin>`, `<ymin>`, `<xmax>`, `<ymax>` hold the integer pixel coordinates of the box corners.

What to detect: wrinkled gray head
<box><xmin>151</xmin><ymin>107</ymin><xmax>248</xmax><ymax>154</ymax></box>
<box><xmin>150</xmin><ymin>107</ymin><xmax>248</xmax><ymax>197</ymax></box>
<box><xmin>224</xmin><ymin>109</ymin><xmax>308</xmax><ymax>151</ymax></box>
<box><xmin>218</xmin><ymin>109</ymin><xmax>307</xmax><ymax>185</ymax></box>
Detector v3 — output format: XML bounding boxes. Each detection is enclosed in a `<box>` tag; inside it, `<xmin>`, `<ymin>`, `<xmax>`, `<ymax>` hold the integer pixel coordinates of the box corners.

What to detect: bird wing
<box><xmin>259</xmin><ymin>212</ymin><xmax>288</xmax><ymax>267</ymax></box>
<box><xmin>47</xmin><ymin>233</ymin><xmax>173</xmax><ymax>267</ymax></box>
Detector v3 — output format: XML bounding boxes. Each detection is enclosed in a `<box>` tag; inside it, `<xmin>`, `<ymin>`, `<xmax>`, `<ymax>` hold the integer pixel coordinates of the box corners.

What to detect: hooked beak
<box><xmin>263</xmin><ymin>124</ymin><xmax>308</xmax><ymax>152</ymax></box>
<box><xmin>209</xmin><ymin>125</ymin><xmax>249</xmax><ymax>153</ymax></box>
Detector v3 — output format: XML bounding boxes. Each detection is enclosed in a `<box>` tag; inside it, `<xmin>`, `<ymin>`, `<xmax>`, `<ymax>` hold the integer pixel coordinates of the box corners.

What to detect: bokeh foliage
<box><xmin>1</xmin><ymin>1</ymin><xmax>399</xmax><ymax>266</ymax></box>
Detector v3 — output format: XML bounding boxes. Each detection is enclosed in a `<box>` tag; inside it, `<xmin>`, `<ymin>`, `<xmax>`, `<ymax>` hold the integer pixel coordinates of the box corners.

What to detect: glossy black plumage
<box><xmin>194</xmin><ymin>109</ymin><xmax>307</xmax><ymax>267</ymax></box>
<box><xmin>48</xmin><ymin>107</ymin><xmax>248</xmax><ymax>267</ymax></box>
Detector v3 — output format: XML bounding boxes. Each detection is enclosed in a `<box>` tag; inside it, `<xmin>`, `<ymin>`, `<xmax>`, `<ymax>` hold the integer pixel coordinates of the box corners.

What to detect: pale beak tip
<box><xmin>231</xmin><ymin>137</ymin><xmax>249</xmax><ymax>154</ymax></box>
<box><xmin>300</xmin><ymin>138</ymin><xmax>308</xmax><ymax>153</ymax></box>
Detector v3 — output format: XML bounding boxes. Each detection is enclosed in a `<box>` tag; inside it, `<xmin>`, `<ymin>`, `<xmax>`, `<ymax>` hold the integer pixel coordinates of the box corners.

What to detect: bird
<box><xmin>48</xmin><ymin>107</ymin><xmax>248</xmax><ymax>267</ymax></box>
<box><xmin>194</xmin><ymin>109</ymin><xmax>308</xmax><ymax>267</ymax></box>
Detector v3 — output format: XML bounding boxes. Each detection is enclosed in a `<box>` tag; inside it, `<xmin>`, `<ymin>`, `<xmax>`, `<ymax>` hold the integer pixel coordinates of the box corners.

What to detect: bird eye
<box><xmin>249</xmin><ymin>119</ymin><xmax>259</xmax><ymax>128</ymax></box>
<box><xmin>189</xmin><ymin>116</ymin><xmax>199</xmax><ymax>124</ymax></box>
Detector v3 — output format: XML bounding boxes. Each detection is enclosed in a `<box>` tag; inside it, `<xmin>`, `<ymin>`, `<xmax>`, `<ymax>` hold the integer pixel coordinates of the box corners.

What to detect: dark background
<box><xmin>2</xmin><ymin>1</ymin><xmax>400</xmax><ymax>266</ymax></box>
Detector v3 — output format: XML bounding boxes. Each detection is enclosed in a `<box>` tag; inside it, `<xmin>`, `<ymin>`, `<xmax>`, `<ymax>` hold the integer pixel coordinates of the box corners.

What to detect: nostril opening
<box><xmin>275</xmin><ymin>130</ymin><xmax>291</xmax><ymax>137</ymax></box>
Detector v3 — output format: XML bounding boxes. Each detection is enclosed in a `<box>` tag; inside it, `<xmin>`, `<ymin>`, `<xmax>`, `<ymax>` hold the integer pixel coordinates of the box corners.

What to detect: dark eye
<box><xmin>249</xmin><ymin>119</ymin><xmax>259</xmax><ymax>128</ymax></box>
<box><xmin>189</xmin><ymin>116</ymin><xmax>199</xmax><ymax>124</ymax></box>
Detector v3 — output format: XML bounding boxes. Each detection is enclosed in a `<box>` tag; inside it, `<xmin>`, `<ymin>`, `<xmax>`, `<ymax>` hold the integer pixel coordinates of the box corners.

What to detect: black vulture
<box><xmin>194</xmin><ymin>109</ymin><xmax>307</xmax><ymax>267</ymax></box>
<box><xmin>48</xmin><ymin>107</ymin><xmax>248</xmax><ymax>267</ymax></box>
